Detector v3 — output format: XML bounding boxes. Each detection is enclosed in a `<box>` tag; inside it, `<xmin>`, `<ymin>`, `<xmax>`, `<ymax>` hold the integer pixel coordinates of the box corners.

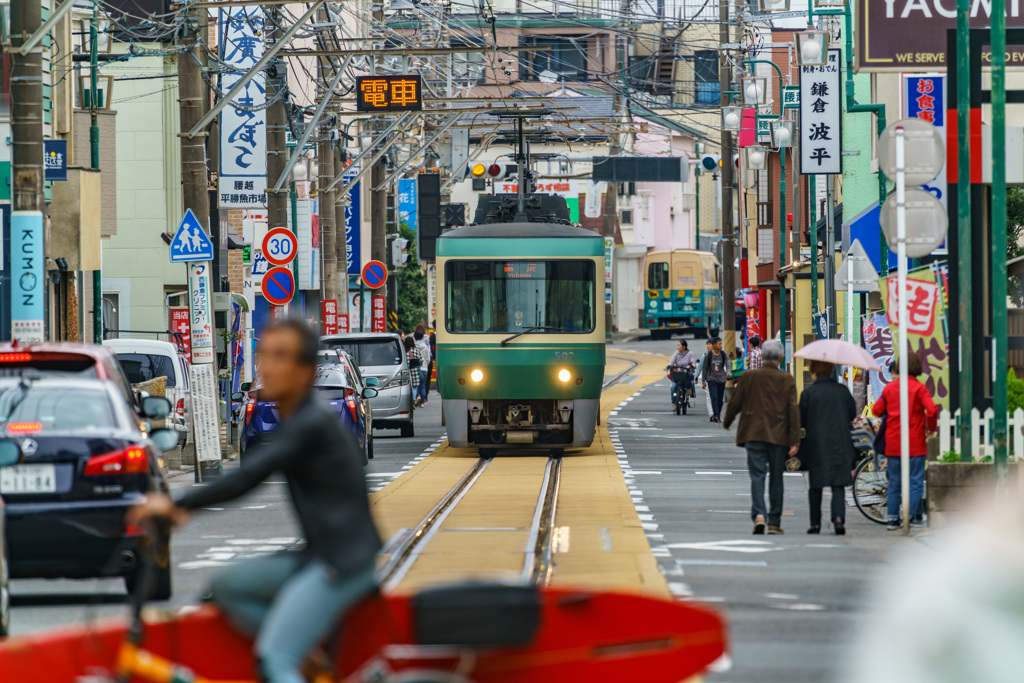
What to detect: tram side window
<box><xmin>648</xmin><ymin>262</ymin><xmax>669</xmax><ymax>290</ymax></box>
<box><xmin>446</xmin><ymin>260</ymin><xmax>595</xmax><ymax>334</ymax></box>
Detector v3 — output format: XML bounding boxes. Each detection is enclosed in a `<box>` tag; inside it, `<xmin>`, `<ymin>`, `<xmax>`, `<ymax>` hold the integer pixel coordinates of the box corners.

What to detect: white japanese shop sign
<box><xmin>218</xmin><ymin>5</ymin><xmax>268</xmax><ymax>209</ymax></box>
<box><xmin>799</xmin><ymin>49</ymin><xmax>842</xmax><ymax>176</ymax></box>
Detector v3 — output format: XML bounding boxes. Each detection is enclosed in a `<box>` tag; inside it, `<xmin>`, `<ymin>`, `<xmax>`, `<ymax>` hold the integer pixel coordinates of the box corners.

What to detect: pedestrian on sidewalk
<box><xmin>666</xmin><ymin>340</ymin><xmax>696</xmax><ymax>410</ymax></box>
<box><xmin>413</xmin><ymin>324</ymin><xmax>431</xmax><ymax>406</ymax></box>
<box><xmin>872</xmin><ymin>354</ymin><xmax>938</xmax><ymax>530</ymax></box>
<box><xmin>694</xmin><ymin>339</ymin><xmax>714</xmax><ymax>416</ymax></box>
<box><xmin>404</xmin><ymin>336</ymin><xmax>423</xmax><ymax>406</ymax></box>
<box><xmin>701</xmin><ymin>336</ymin><xmax>729</xmax><ymax>422</ymax></box>
<box><xmin>722</xmin><ymin>340</ymin><xmax>800</xmax><ymax>535</ymax></box>
<box><xmin>799</xmin><ymin>360</ymin><xmax>856</xmax><ymax>535</ymax></box>
<box><xmin>428</xmin><ymin>321</ymin><xmax>437</xmax><ymax>396</ymax></box>
<box><xmin>747</xmin><ymin>336</ymin><xmax>763</xmax><ymax>370</ymax></box>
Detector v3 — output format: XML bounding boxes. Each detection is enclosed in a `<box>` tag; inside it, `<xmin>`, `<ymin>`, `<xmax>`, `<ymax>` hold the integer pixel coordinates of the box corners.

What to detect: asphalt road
<box><xmin>7</xmin><ymin>396</ymin><xmax>447</xmax><ymax>637</ymax></box>
<box><xmin>8</xmin><ymin>340</ymin><xmax>906</xmax><ymax>683</ymax></box>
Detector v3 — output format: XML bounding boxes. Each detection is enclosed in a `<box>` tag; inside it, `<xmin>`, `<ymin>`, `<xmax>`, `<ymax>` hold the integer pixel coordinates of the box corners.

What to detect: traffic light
<box><xmin>699</xmin><ymin>154</ymin><xmax>720</xmax><ymax>172</ymax></box>
<box><xmin>470</xmin><ymin>163</ymin><xmax>487</xmax><ymax>178</ymax></box>
<box><xmin>391</xmin><ymin>237</ymin><xmax>410</xmax><ymax>268</ymax></box>
<box><xmin>486</xmin><ymin>163</ymin><xmax>515</xmax><ymax>180</ymax></box>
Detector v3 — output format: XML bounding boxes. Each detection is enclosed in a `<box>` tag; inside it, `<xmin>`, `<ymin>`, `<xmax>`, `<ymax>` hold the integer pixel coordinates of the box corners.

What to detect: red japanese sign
<box><xmin>322</xmin><ymin>299</ymin><xmax>338</xmax><ymax>335</ymax></box>
<box><xmin>372</xmin><ymin>295</ymin><xmax>386</xmax><ymax>333</ymax></box>
<box><xmin>338</xmin><ymin>313</ymin><xmax>349</xmax><ymax>334</ymax></box>
<box><xmin>269</xmin><ymin>304</ymin><xmax>286</xmax><ymax>322</ymax></box>
<box><xmin>886</xmin><ymin>277</ymin><xmax>938</xmax><ymax>336</ymax></box>
<box><xmin>170</xmin><ymin>308</ymin><xmax>191</xmax><ymax>358</ymax></box>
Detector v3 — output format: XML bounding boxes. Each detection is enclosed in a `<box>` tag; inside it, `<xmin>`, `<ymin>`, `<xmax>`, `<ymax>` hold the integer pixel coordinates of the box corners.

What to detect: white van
<box><xmin>103</xmin><ymin>339</ymin><xmax>191</xmax><ymax>443</ymax></box>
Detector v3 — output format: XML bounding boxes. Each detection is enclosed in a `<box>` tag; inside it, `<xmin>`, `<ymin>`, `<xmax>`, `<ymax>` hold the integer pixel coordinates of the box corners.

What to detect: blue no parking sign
<box><xmin>262</xmin><ymin>266</ymin><xmax>295</xmax><ymax>305</ymax></box>
<box><xmin>361</xmin><ymin>260</ymin><xmax>387</xmax><ymax>289</ymax></box>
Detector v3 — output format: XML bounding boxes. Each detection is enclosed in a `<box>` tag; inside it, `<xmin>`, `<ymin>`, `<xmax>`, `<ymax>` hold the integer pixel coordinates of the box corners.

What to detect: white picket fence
<box><xmin>937</xmin><ymin>408</ymin><xmax>1024</xmax><ymax>460</ymax></box>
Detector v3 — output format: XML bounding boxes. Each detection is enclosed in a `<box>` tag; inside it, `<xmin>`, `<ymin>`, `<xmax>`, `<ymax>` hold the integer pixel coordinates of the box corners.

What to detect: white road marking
<box><xmin>666</xmin><ymin>540</ymin><xmax>777</xmax><ymax>553</ymax></box>
<box><xmin>675</xmin><ymin>559</ymin><xmax>769</xmax><ymax>567</ymax></box>
<box><xmin>766</xmin><ymin>592</ymin><xmax>799</xmax><ymax>600</ymax></box>
<box><xmin>695</xmin><ymin>471</ymin><xmax>733</xmax><ymax>475</ymax></box>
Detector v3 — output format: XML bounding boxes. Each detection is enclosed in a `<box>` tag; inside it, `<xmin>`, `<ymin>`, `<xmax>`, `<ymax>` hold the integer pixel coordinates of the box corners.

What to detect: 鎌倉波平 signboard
<box><xmin>856</xmin><ymin>0</ymin><xmax>1024</xmax><ymax>72</ymax></box>
<box><xmin>800</xmin><ymin>49</ymin><xmax>842</xmax><ymax>176</ymax></box>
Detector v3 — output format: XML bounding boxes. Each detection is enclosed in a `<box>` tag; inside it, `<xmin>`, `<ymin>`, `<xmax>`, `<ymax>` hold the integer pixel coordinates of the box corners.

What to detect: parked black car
<box><xmin>0</xmin><ymin>439</ymin><xmax>24</xmax><ymax>636</ymax></box>
<box><xmin>0</xmin><ymin>377</ymin><xmax>178</xmax><ymax>600</ymax></box>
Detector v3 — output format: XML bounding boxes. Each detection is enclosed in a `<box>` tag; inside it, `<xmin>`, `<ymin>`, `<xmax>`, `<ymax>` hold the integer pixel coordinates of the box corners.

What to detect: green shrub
<box><xmin>1010</xmin><ymin>368</ymin><xmax>1024</xmax><ymax>414</ymax></box>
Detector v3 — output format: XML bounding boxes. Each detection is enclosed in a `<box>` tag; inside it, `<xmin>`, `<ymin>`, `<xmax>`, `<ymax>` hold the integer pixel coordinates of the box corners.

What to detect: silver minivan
<box><xmin>103</xmin><ymin>338</ymin><xmax>191</xmax><ymax>445</ymax></box>
<box><xmin>320</xmin><ymin>333</ymin><xmax>414</xmax><ymax>437</ymax></box>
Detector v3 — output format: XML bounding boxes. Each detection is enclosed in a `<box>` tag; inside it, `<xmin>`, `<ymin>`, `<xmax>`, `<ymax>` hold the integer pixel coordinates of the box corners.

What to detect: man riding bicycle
<box><xmin>666</xmin><ymin>340</ymin><xmax>696</xmax><ymax>411</ymax></box>
<box><xmin>128</xmin><ymin>318</ymin><xmax>381</xmax><ymax>683</ymax></box>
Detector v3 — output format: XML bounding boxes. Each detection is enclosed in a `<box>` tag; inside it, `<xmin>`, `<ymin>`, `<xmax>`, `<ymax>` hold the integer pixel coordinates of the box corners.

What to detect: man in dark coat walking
<box><xmin>800</xmin><ymin>360</ymin><xmax>857</xmax><ymax>534</ymax></box>
<box><xmin>722</xmin><ymin>340</ymin><xmax>800</xmax><ymax>535</ymax></box>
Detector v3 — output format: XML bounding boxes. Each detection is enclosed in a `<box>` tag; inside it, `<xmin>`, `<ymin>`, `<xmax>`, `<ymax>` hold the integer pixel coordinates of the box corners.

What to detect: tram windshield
<box><xmin>445</xmin><ymin>260</ymin><xmax>596</xmax><ymax>334</ymax></box>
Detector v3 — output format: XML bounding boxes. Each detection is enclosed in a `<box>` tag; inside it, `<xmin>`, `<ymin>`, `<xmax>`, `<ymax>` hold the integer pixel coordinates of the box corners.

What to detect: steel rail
<box><xmin>377</xmin><ymin>456</ymin><xmax>492</xmax><ymax>592</ymax></box>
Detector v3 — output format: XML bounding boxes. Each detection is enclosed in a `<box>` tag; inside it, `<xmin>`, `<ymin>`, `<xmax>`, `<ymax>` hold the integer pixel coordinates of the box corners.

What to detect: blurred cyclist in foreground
<box><xmin>128</xmin><ymin>318</ymin><xmax>381</xmax><ymax>683</ymax></box>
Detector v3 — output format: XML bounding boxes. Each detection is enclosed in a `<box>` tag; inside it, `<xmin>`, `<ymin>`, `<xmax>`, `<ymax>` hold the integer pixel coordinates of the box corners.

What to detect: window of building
<box><xmin>620</xmin><ymin>209</ymin><xmax>633</xmax><ymax>225</ymax></box>
<box><xmin>520</xmin><ymin>36</ymin><xmax>589</xmax><ymax>81</ymax></box>
<box><xmin>693</xmin><ymin>50</ymin><xmax>719</xmax><ymax>106</ymax></box>
<box><xmin>451</xmin><ymin>39</ymin><xmax>487</xmax><ymax>84</ymax></box>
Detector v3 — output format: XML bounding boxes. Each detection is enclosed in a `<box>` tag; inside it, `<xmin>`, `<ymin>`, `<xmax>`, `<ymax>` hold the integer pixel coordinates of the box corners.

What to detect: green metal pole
<box><xmin>694</xmin><ymin>171</ymin><xmax>700</xmax><ymax>250</ymax></box>
<box><xmin>843</xmin><ymin>6</ymin><xmax>888</xmax><ymax>276</ymax></box>
<box><xmin>290</xmin><ymin>179</ymin><xmax>299</xmax><ymax>304</ymax></box>
<box><xmin>90</xmin><ymin>1</ymin><xmax>102</xmax><ymax>343</ymax></box>
<box><xmin>779</xmin><ymin>147</ymin><xmax>787</xmax><ymax>370</ymax></box>
<box><xmin>359</xmin><ymin>280</ymin><xmax>365</xmax><ymax>332</ymax></box>
<box><xmin>809</xmin><ymin>175</ymin><xmax>818</xmax><ymax>314</ymax></box>
<box><xmin>956</xmin><ymin>0</ymin><xmax>973</xmax><ymax>461</ymax></box>
<box><xmin>992</xmin><ymin>0</ymin><xmax>1008</xmax><ymax>475</ymax></box>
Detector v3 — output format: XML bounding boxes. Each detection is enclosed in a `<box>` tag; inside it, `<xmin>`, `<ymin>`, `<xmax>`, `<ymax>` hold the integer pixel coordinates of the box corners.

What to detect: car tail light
<box><xmin>84</xmin><ymin>445</ymin><xmax>149</xmax><ymax>476</ymax></box>
<box><xmin>7</xmin><ymin>422</ymin><xmax>42</xmax><ymax>434</ymax></box>
<box><xmin>175</xmin><ymin>398</ymin><xmax>185</xmax><ymax>417</ymax></box>
<box><xmin>0</xmin><ymin>353</ymin><xmax>31</xmax><ymax>363</ymax></box>
<box><xmin>245</xmin><ymin>402</ymin><xmax>255</xmax><ymax>424</ymax></box>
<box><xmin>345</xmin><ymin>389</ymin><xmax>359</xmax><ymax>422</ymax></box>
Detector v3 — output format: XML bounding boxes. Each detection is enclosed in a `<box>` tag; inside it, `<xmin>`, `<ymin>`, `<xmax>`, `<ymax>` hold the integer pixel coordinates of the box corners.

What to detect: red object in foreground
<box><xmin>0</xmin><ymin>588</ymin><xmax>726</xmax><ymax>683</ymax></box>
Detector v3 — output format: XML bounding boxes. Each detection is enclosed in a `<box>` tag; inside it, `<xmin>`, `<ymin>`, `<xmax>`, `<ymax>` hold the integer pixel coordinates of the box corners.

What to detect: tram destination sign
<box><xmin>856</xmin><ymin>0</ymin><xmax>1024</xmax><ymax>71</ymax></box>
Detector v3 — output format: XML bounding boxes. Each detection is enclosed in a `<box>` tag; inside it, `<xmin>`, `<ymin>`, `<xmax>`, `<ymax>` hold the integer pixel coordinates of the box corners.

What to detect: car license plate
<box><xmin>0</xmin><ymin>464</ymin><xmax>57</xmax><ymax>494</ymax></box>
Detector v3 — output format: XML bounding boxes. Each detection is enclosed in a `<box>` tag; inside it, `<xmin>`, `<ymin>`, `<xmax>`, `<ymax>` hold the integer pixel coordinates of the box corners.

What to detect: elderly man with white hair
<box><xmin>722</xmin><ymin>339</ymin><xmax>801</xmax><ymax>535</ymax></box>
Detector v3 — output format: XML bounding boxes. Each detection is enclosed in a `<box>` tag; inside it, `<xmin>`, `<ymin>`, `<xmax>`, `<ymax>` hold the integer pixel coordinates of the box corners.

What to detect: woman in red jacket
<box><xmin>872</xmin><ymin>353</ymin><xmax>939</xmax><ymax>530</ymax></box>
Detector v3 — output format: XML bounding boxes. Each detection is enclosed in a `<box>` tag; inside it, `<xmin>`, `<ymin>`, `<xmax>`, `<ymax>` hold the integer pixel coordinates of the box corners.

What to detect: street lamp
<box><xmin>796</xmin><ymin>28</ymin><xmax>830</xmax><ymax>66</ymax></box>
<box><xmin>746</xmin><ymin>147</ymin><xmax>768</xmax><ymax>171</ymax></box>
<box><xmin>742</xmin><ymin>76</ymin><xmax>768</xmax><ymax>105</ymax></box>
<box><xmin>723</xmin><ymin>105</ymin><xmax>743</xmax><ymax>131</ymax></box>
<box><xmin>772</xmin><ymin>120</ymin><xmax>794</xmax><ymax>148</ymax></box>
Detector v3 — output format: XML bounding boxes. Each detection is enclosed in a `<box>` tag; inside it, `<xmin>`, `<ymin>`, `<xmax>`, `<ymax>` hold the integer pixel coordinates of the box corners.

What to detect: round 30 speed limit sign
<box><xmin>262</xmin><ymin>228</ymin><xmax>297</xmax><ymax>266</ymax></box>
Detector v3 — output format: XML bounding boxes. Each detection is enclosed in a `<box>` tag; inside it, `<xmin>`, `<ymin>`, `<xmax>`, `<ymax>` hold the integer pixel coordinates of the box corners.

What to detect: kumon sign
<box><xmin>856</xmin><ymin>0</ymin><xmax>1024</xmax><ymax>71</ymax></box>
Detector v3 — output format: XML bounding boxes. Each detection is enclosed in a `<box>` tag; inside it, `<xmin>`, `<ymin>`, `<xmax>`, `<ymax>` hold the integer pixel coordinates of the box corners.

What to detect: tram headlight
<box><xmin>557</xmin><ymin>368</ymin><xmax>571</xmax><ymax>383</ymax></box>
<box><xmin>470</xmin><ymin>368</ymin><xmax>484</xmax><ymax>383</ymax></box>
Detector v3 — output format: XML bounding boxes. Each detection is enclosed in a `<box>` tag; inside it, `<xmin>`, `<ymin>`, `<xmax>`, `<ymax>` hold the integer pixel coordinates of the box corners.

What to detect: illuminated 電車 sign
<box><xmin>356</xmin><ymin>75</ymin><xmax>423</xmax><ymax>112</ymax></box>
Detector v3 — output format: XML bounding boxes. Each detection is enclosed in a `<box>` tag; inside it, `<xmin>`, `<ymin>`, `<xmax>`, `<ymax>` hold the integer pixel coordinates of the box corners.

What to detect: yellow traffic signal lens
<box><xmin>471</xmin><ymin>163</ymin><xmax>487</xmax><ymax>177</ymax></box>
<box><xmin>557</xmin><ymin>368</ymin><xmax>571</xmax><ymax>383</ymax></box>
<box><xmin>470</xmin><ymin>369</ymin><xmax>484</xmax><ymax>382</ymax></box>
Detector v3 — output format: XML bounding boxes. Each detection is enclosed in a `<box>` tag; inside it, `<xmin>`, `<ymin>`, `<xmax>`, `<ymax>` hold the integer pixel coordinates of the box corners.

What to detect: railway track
<box><xmin>378</xmin><ymin>356</ymin><xmax>641</xmax><ymax>592</ymax></box>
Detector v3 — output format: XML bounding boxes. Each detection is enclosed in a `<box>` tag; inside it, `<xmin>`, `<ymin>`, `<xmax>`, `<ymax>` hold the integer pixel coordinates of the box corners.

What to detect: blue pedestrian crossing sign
<box><xmin>169</xmin><ymin>209</ymin><xmax>215</xmax><ymax>263</ymax></box>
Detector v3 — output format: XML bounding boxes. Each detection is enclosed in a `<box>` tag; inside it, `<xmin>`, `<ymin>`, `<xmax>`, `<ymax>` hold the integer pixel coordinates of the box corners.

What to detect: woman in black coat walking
<box><xmin>799</xmin><ymin>360</ymin><xmax>857</xmax><ymax>535</ymax></box>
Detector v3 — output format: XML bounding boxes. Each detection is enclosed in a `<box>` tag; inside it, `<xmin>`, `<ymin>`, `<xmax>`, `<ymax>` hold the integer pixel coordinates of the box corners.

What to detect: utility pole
<box><xmin>90</xmin><ymin>0</ymin><xmax>102</xmax><ymax>342</ymax></box>
<box><xmin>719</xmin><ymin>0</ymin><xmax>736</xmax><ymax>356</ymax></box>
<box><xmin>10</xmin><ymin>0</ymin><xmax>46</xmax><ymax>342</ymax></box>
<box><xmin>317</xmin><ymin>6</ymin><xmax>338</xmax><ymax>304</ymax></box>
<box><xmin>369</xmin><ymin>2</ymin><xmax>387</xmax><ymax>270</ymax></box>
<box><xmin>178</xmin><ymin>15</ymin><xmax>210</xmax><ymax>242</ymax></box>
<box><xmin>265</xmin><ymin>7</ymin><xmax>289</xmax><ymax>235</ymax></box>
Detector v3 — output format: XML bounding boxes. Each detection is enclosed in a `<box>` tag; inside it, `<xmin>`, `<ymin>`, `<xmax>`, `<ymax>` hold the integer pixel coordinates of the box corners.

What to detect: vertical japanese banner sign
<box><xmin>880</xmin><ymin>267</ymin><xmax>950</xmax><ymax>409</ymax></box>
<box><xmin>219</xmin><ymin>6</ymin><xmax>267</xmax><ymax>209</ymax></box>
<box><xmin>799</xmin><ymin>49</ymin><xmax>842</xmax><ymax>176</ymax></box>
<box><xmin>189</xmin><ymin>363</ymin><xmax>222</xmax><ymax>463</ymax></box>
<box><xmin>188</xmin><ymin>262</ymin><xmax>215</xmax><ymax>364</ymax></box>
<box><xmin>397</xmin><ymin>177</ymin><xmax>417</xmax><ymax>234</ymax></box>
<box><xmin>338</xmin><ymin>313</ymin><xmax>350</xmax><ymax>334</ymax></box>
<box><xmin>862</xmin><ymin>312</ymin><xmax>893</xmax><ymax>401</ymax></box>
<box><xmin>170</xmin><ymin>307</ymin><xmax>192</xmax><ymax>357</ymax></box>
<box><xmin>322</xmin><ymin>299</ymin><xmax>338</xmax><ymax>335</ymax></box>
<box><xmin>344</xmin><ymin>167</ymin><xmax>362</xmax><ymax>275</ymax></box>
<box><xmin>372</xmin><ymin>294</ymin><xmax>386</xmax><ymax>333</ymax></box>
<box><xmin>10</xmin><ymin>211</ymin><xmax>44</xmax><ymax>341</ymax></box>
<box><xmin>903</xmin><ymin>74</ymin><xmax>948</xmax><ymax>252</ymax></box>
